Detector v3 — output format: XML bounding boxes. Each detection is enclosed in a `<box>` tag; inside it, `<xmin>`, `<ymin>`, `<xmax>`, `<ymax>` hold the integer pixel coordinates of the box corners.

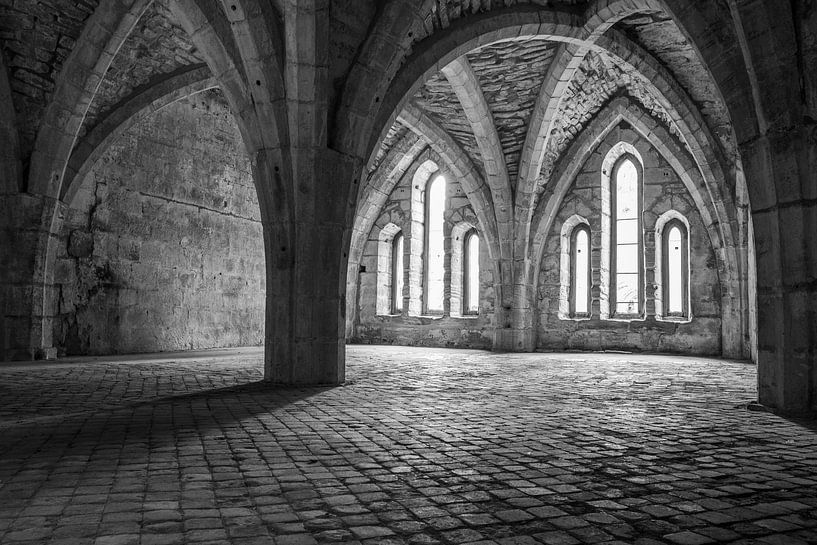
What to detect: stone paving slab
<box><xmin>0</xmin><ymin>346</ymin><xmax>815</xmax><ymax>544</ymax></box>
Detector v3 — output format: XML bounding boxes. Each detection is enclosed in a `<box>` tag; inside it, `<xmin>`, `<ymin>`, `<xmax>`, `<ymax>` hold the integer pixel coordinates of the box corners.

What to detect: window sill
<box><xmin>604</xmin><ymin>315</ymin><xmax>646</xmax><ymax>322</ymax></box>
<box><xmin>558</xmin><ymin>315</ymin><xmax>592</xmax><ymax>322</ymax></box>
<box><xmin>657</xmin><ymin>315</ymin><xmax>692</xmax><ymax>324</ymax></box>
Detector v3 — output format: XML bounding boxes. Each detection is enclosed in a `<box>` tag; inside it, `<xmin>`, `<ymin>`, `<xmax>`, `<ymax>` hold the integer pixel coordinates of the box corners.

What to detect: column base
<box><xmin>493</xmin><ymin>327</ymin><xmax>536</xmax><ymax>352</ymax></box>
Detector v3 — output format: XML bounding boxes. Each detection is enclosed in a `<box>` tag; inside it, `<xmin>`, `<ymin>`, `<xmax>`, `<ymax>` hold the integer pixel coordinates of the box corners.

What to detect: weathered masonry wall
<box><xmin>52</xmin><ymin>91</ymin><xmax>265</xmax><ymax>355</ymax></box>
<box><xmin>352</xmin><ymin>151</ymin><xmax>494</xmax><ymax>349</ymax></box>
<box><xmin>537</xmin><ymin>124</ymin><xmax>722</xmax><ymax>355</ymax></box>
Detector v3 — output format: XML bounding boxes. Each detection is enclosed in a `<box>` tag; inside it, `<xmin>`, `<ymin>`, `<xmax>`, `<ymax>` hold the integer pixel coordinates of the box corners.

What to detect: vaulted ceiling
<box><xmin>0</xmin><ymin>0</ymin><xmax>735</xmax><ymax>207</ymax></box>
<box><xmin>370</xmin><ymin>3</ymin><xmax>734</xmax><ymax>206</ymax></box>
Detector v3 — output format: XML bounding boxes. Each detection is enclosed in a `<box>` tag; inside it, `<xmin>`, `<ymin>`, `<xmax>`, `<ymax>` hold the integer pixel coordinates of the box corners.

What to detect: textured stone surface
<box><xmin>413</xmin><ymin>72</ymin><xmax>485</xmax><ymax>177</ymax></box>
<box><xmin>372</xmin><ymin>120</ymin><xmax>412</xmax><ymax>174</ymax></box>
<box><xmin>538</xmin><ymin>51</ymin><xmax>677</xmax><ymax>194</ymax></box>
<box><xmin>0</xmin><ymin>0</ymin><xmax>813</xmax><ymax>412</ymax></box>
<box><xmin>79</xmin><ymin>0</ymin><xmax>205</xmax><ymax>138</ymax></box>
<box><xmin>0</xmin><ymin>346</ymin><xmax>815</xmax><ymax>544</ymax></box>
<box><xmin>467</xmin><ymin>38</ymin><xmax>557</xmax><ymax>186</ymax></box>
<box><xmin>0</xmin><ymin>0</ymin><xmax>99</xmax><ymax>157</ymax></box>
<box><xmin>616</xmin><ymin>10</ymin><xmax>735</xmax><ymax>159</ymax></box>
<box><xmin>537</xmin><ymin>125</ymin><xmax>722</xmax><ymax>355</ymax></box>
<box><xmin>353</xmin><ymin>150</ymin><xmax>495</xmax><ymax>349</ymax></box>
<box><xmin>53</xmin><ymin>90</ymin><xmax>264</xmax><ymax>355</ymax></box>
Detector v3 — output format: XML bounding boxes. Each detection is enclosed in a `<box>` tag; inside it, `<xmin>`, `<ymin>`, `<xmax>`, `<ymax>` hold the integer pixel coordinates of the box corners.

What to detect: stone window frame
<box><xmin>462</xmin><ymin>229</ymin><xmax>480</xmax><ymax>316</ymax></box>
<box><xmin>450</xmin><ymin>221</ymin><xmax>478</xmax><ymax>318</ymax></box>
<box><xmin>655</xmin><ymin>211</ymin><xmax>692</xmax><ymax>322</ymax></box>
<box><xmin>558</xmin><ymin>214</ymin><xmax>591</xmax><ymax>321</ymax></box>
<box><xmin>391</xmin><ymin>231</ymin><xmax>405</xmax><ymax>315</ymax></box>
<box><xmin>408</xmin><ymin>160</ymin><xmax>440</xmax><ymax>316</ymax></box>
<box><xmin>602</xmin><ymin>143</ymin><xmax>645</xmax><ymax>321</ymax></box>
<box><xmin>422</xmin><ymin>173</ymin><xmax>447</xmax><ymax>316</ymax></box>
<box><xmin>376</xmin><ymin>222</ymin><xmax>402</xmax><ymax>316</ymax></box>
<box><xmin>569</xmin><ymin>224</ymin><xmax>592</xmax><ymax>319</ymax></box>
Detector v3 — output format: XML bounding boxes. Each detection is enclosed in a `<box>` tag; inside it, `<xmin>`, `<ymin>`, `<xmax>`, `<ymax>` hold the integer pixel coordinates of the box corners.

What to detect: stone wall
<box><xmin>352</xmin><ymin>152</ymin><xmax>494</xmax><ymax>349</ymax></box>
<box><xmin>536</xmin><ymin>124</ymin><xmax>722</xmax><ymax>355</ymax></box>
<box><xmin>51</xmin><ymin>90</ymin><xmax>265</xmax><ymax>355</ymax></box>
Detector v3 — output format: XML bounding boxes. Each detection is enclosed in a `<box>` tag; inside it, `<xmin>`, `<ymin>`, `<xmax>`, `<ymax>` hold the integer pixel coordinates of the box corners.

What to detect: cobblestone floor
<box><xmin>0</xmin><ymin>346</ymin><xmax>815</xmax><ymax>545</ymax></box>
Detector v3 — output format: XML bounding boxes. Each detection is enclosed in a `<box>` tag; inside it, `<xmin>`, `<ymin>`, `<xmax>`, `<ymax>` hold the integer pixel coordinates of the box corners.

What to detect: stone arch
<box><xmin>658</xmin><ymin>1</ymin><xmax>812</xmax><ymax>412</ymax></box>
<box><xmin>516</xmin><ymin>30</ymin><xmax>742</xmax><ymax>280</ymax></box>
<box><xmin>218</xmin><ymin>0</ymin><xmax>287</xmax><ymax>152</ymax></box>
<box><xmin>28</xmin><ymin>0</ymin><xmax>287</xmax><ymax>360</ymax></box>
<box><xmin>398</xmin><ymin>105</ymin><xmax>501</xmax><ymax>274</ymax></box>
<box><xmin>62</xmin><ymin>66</ymin><xmax>219</xmax><ymax>207</ymax></box>
<box><xmin>355</xmin><ymin>9</ymin><xmax>587</xmax><ymax>169</ymax></box>
<box><xmin>335</xmin><ymin>5</ymin><xmax>745</xmax><ymax>351</ymax></box>
<box><xmin>345</xmin><ymin>132</ymin><xmax>427</xmax><ymax>337</ymax></box>
<box><xmin>529</xmin><ymin>96</ymin><xmax>745</xmax><ymax>356</ymax></box>
<box><xmin>26</xmin><ymin>0</ymin><xmax>154</xmax><ymax>198</ymax></box>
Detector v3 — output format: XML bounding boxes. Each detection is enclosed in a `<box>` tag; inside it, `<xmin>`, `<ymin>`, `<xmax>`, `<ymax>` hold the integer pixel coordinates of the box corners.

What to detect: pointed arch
<box><xmin>529</xmin><ymin>96</ymin><xmax>744</xmax><ymax>355</ymax></box>
<box><xmin>222</xmin><ymin>0</ymin><xmax>287</xmax><ymax>151</ymax></box>
<box><xmin>62</xmin><ymin>65</ymin><xmax>218</xmax><ymax>206</ymax></box>
<box><xmin>655</xmin><ymin>210</ymin><xmax>692</xmax><ymax>321</ymax></box>
<box><xmin>398</xmin><ymin>103</ymin><xmax>500</xmax><ymax>269</ymax></box>
<box><xmin>440</xmin><ymin>56</ymin><xmax>512</xmax><ymax>233</ymax></box>
<box><xmin>26</xmin><ymin>0</ymin><xmax>154</xmax><ymax>198</ymax></box>
<box><xmin>345</xmin><ymin>132</ymin><xmax>427</xmax><ymax>336</ymax></box>
<box><xmin>450</xmin><ymin>221</ymin><xmax>479</xmax><ymax>318</ymax></box>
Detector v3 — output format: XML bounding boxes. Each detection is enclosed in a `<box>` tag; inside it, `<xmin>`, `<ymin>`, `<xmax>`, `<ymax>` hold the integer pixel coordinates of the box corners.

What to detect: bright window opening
<box><xmin>661</xmin><ymin>218</ymin><xmax>689</xmax><ymax>319</ymax></box>
<box><xmin>464</xmin><ymin>231</ymin><xmax>480</xmax><ymax>314</ymax></box>
<box><xmin>571</xmin><ymin>226</ymin><xmax>591</xmax><ymax>316</ymax></box>
<box><xmin>613</xmin><ymin>156</ymin><xmax>641</xmax><ymax>316</ymax></box>
<box><xmin>391</xmin><ymin>232</ymin><xmax>404</xmax><ymax>314</ymax></box>
<box><xmin>667</xmin><ymin>226</ymin><xmax>682</xmax><ymax>313</ymax></box>
<box><xmin>425</xmin><ymin>175</ymin><xmax>446</xmax><ymax>313</ymax></box>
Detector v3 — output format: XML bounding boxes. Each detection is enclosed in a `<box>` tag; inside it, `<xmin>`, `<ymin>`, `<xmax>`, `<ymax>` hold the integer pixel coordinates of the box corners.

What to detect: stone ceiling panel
<box><xmin>424</xmin><ymin>0</ymin><xmax>587</xmax><ymax>35</ymax></box>
<box><xmin>537</xmin><ymin>51</ymin><xmax>678</xmax><ymax>193</ymax></box>
<box><xmin>371</xmin><ymin>120</ymin><xmax>411</xmax><ymax>174</ymax></box>
<box><xmin>80</xmin><ymin>0</ymin><xmax>206</xmax><ymax>139</ymax></box>
<box><xmin>0</xmin><ymin>0</ymin><xmax>99</xmax><ymax>157</ymax></box>
<box><xmin>413</xmin><ymin>72</ymin><xmax>484</xmax><ymax>177</ymax></box>
<box><xmin>467</xmin><ymin>38</ymin><xmax>557</xmax><ymax>188</ymax></box>
<box><xmin>616</xmin><ymin>11</ymin><xmax>735</xmax><ymax>160</ymax></box>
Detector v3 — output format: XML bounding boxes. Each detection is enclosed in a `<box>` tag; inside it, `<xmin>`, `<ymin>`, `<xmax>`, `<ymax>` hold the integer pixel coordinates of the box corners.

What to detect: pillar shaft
<box><xmin>745</xmin><ymin>130</ymin><xmax>817</xmax><ymax>413</ymax></box>
<box><xmin>0</xmin><ymin>193</ymin><xmax>63</xmax><ymax>360</ymax></box>
<box><xmin>258</xmin><ymin>147</ymin><xmax>355</xmax><ymax>385</ymax></box>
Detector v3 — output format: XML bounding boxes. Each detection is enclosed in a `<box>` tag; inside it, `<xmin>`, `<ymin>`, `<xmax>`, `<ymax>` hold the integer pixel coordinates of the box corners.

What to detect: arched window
<box><xmin>375</xmin><ymin>223</ymin><xmax>401</xmax><ymax>316</ymax></box>
<box><xmin>463</xmin><ymin>230</ymin><xmax>479</xmax><ymax>315</ymax></box>
<box><xmin>611</xmin><ymin>154</ymin><xmax>642</xmax><ymax>317</ymax></box>
<box><xmin>391</xmin><ymin>232</ymin><xmax>404</xmax><ymax>314</ymax></box>
<box><xmin>424</xmin><ymin>175</ymin><xmax>446</xmax><ymax>314</ymax></box>
<box><xmin>570</xmin><ymin>225</ymin><xmax>591</xmax><ymax>317</ymax></box>
<box><xmin>663</xmin><ymin>219</ymin><xmax>688</xmax><ymax>317</ymax></box>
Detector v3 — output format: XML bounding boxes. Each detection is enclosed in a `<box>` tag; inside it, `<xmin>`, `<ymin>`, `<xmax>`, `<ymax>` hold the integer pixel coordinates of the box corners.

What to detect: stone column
<box><xmin>492</xmin><ymin>266</ymin><xmax>537</xmax><ymax>352</ymax></box>
<box><xmin>745</xmin><ymin>128</ymin><xmax>817</xmax><ymax>414</ymax></box>
<box><xmin>258</xmin><ymin>147</ymin><xmax>356</xmax><ymax>385</ymax></box>
<box><xmin>0</xmin><ymin>193</ymin><xmax>63</xmax><ymax>360</ymax></box>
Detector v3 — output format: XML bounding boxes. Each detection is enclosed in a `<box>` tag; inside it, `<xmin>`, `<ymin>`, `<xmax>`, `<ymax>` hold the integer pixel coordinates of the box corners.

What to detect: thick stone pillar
<box><xmin>744</xmin><ymin>129</ymin><xmax>817</xmax><ymax>414</ymax></box>
<box><xmin>0</xmin><ymin>193</ymin><xmax>63</xmax><ymax>360</ymax></box>
<box><xmin>492</xmin><ymin>264</ymin><xmax>537</xmax><ymax>352</ymax></box>
<box><xmin>259</xmin><ymin>148</ymin><xmax>355</xmax><ymax>385</ymax></box>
